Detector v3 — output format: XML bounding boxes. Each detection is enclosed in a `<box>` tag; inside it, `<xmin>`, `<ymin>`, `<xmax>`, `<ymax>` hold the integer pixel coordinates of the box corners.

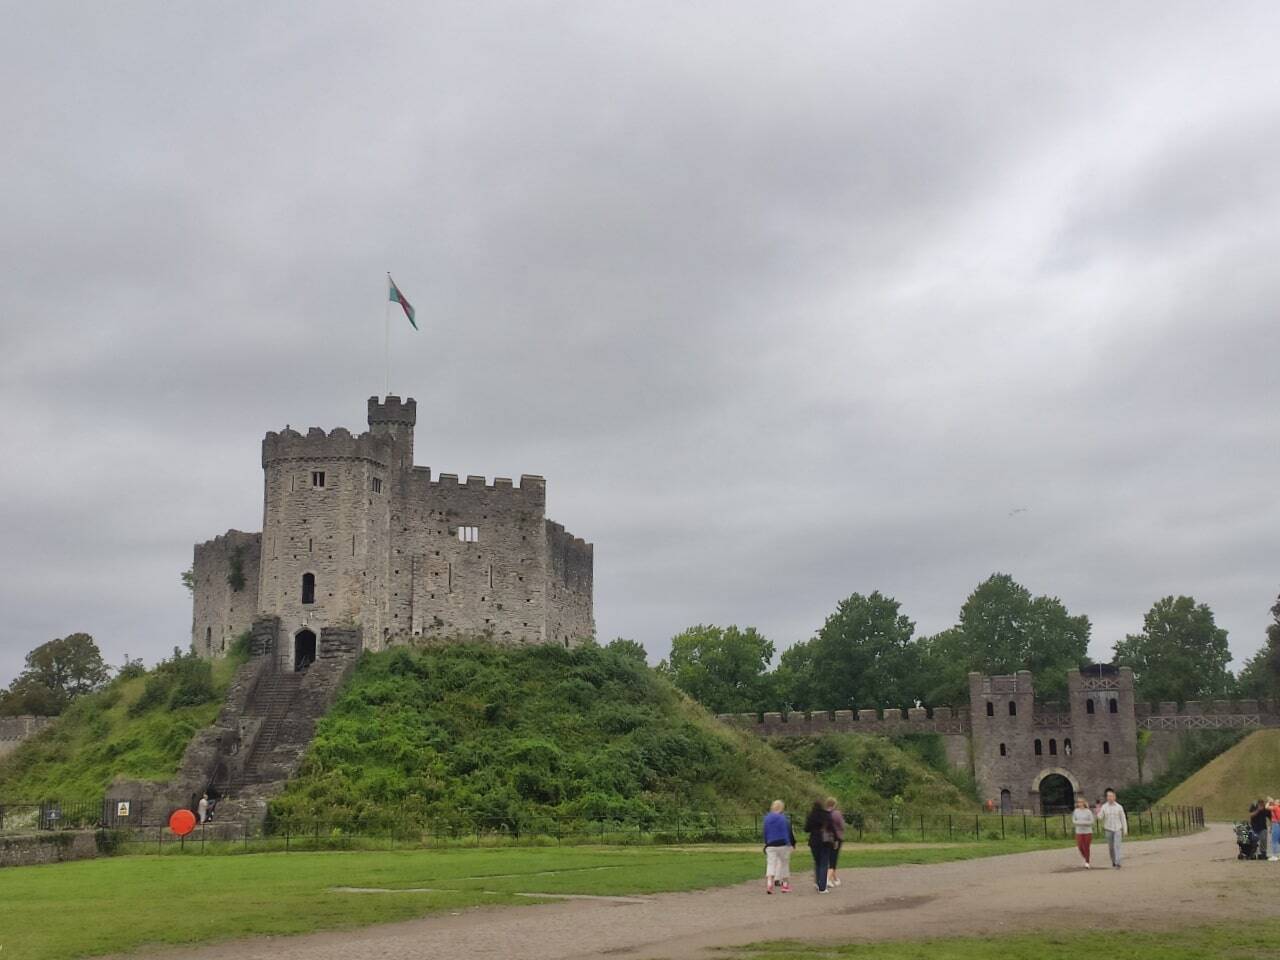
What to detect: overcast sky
<box><xmin>2</xmin><ymin>2</ymin><xmax>1279</xmax><ymax>689</ymax></box>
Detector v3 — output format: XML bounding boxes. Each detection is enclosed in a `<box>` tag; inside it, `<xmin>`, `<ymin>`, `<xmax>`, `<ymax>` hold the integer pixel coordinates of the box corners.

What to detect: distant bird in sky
<box><xmin>1008</xmin><ymin>507</ymin><xmax>1028</xmax><ymax>517</ymax></box>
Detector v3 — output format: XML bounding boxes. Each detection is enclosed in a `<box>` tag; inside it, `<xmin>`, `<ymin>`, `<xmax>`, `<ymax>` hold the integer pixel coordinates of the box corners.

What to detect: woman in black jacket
<box><xmin>803</xmin><ymin>800</ymin><xmax>833</xmax><ymax>892</ymax></box>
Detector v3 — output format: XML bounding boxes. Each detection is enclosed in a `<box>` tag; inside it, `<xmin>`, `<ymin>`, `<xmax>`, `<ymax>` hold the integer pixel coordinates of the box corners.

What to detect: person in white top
<box><xmin>1071</xmin><ymin>796</ymin><xmax>1096</xmax><ymax>868</ymax></box>
<box><xmin>1097</xmin><ymin>788</ymin><xmax>1128</xmax><ymax>868</ymax></box>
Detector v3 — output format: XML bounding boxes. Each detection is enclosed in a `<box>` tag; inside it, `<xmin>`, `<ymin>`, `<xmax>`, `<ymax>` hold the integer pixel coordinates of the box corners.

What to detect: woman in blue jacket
<box><xmin>762</xmin><ymin>800</ymin><xmax>796</xmax><ymax>894</ymax></box>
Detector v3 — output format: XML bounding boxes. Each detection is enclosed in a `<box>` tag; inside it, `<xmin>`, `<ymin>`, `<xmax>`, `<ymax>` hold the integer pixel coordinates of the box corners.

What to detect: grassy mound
<box><xmin>270</xmin><ymin>643</ymin><xmax>823</xmax><ymax>827</ymax></box>
<box><xmin>1160</xmin><ymin>729</ymin><xmax>1280</xmax><ymax>820</ymax></box>
<box><xmin>0</xmin><ymin>652</ymin><xmax>240</xmax><ymax>800</ymax></box>
<box><xmin>770</xmin><ymin>733</ymin><xmax>977</xmax><ymax>813</ymax></box>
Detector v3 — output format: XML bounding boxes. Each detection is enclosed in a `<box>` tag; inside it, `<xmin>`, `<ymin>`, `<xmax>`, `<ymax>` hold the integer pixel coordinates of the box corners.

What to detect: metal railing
<box><xmin>83</xmin><ymin>804</ymin><xmax>1205</xmax><ymax>855</ymax></box>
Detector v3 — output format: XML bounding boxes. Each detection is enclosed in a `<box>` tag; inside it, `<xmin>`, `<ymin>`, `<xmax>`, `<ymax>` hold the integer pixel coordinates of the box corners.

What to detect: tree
<box><xmin>918</xmin><ymin>574</ymin><xmax>1090</xmax><ymax>703</ymax></box>
<box><xmin>605</xmin><ymin>637</ymin><xmax>649</xmax><ymax>665</ymax></box>
<box><xmin>1236</xmin><ymin>591</ymin><xmax>1280</xmax><ymax>700</ymax></box>
<box><xmin>776</xmin><ymin>591</ymin><xmax>920</xmax><ymax>711</ymax></box>
<box><xmin>658</xmin><ymin>625</ymin><xmax>774</xmax><ymax>714</ymax></box>
<box><xmin>0</xmin><ymin>633</ymin><xmax>110</xmax><ymax>716</ymax></box>
<box><xmin>181</xmin><ymin>568</ymin><xmax>195</xmax><ymax>594</ymax></box>
<box><xmin>1114</xmin><ymin>596</ymin><xmax>1232</xmax><ymax>704</ymax></box>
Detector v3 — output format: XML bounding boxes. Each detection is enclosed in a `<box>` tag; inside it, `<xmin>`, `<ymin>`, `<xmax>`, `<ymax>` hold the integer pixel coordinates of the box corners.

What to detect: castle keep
<box><xmin>191</xmin><ymin>396</ymin><xmax>594</xmax><ymax>668</ymax></box>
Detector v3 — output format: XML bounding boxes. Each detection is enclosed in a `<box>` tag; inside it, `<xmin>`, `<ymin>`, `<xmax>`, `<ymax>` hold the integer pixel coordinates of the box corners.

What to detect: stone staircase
<box><xmin>109</xmin><ymin>619</ymin><xmax>363</xmax><ymax>828</ymax></box>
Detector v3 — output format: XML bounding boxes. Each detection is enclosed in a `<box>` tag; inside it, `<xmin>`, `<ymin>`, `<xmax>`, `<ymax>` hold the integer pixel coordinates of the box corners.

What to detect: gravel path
<box><xmin>127</xmin><ymin>825</ymin><xmax>1270</xmax><ymax>960</ymax></box>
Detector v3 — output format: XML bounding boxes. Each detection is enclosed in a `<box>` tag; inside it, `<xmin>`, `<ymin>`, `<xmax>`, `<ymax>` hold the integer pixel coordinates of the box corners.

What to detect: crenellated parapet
<box><xmin>261</xmin><ymin>426</ymin><xmax>394</xmax><ymax>467</ymax></box>
<box><xmin>366</xmin><ymin>395</ymin><xmax>417</xmax><ymax>427</ymax></box>
<box><xmin>0</xmin><ymin>715</ymin><xmax>55</xmax><ymax>759</ymax></box>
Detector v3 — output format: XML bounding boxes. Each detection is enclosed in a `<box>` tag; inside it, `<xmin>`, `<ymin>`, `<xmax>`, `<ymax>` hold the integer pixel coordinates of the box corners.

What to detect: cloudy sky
<box><xmin>2</xmin><ymin>2</ymin><xmax>1279</xmax><ymax>688</ymax></box>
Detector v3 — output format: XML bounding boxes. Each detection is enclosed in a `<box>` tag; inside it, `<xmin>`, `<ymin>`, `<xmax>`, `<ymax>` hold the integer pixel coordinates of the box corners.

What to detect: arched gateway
<box><xmin>1032</xmin><ymin>767</ymin><xmax>1080</xmax><ymax>815</ymax></box>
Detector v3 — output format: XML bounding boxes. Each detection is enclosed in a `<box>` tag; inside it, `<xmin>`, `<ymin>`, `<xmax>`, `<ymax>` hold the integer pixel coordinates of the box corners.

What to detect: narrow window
<box><xmin>205</xmin><ymin>626</ymin><xmax>212</xmax><ymax>654</ymax></box>
<box><xmin>301</xmin><ymin>573</ymin><xmax>315</xmax><ymax>604</ymax></box>
<box><xmin>457</xmin><ymin>526</ymin><xmax>479</xmax><ymax>543</ymax></box>
<box><xmin>1049</xmin><ymin>739</ymin><xmax>1057</xmax><ymax>756</ymax></box>
<box><xmin>999</xmin><ymin>743</ymin><xmax>1007</xmax><ymax>756</ymax></box>
<box><xmin>1103</xmin><ymin>740</ymin><xmax>1111</xmax><ymax>755</ymax></box>
<box><xmin>986</xmin><ymin>701</ymin><xmax>994</xmax><ymax>717</ymax></box>
<box><xmin>308</xmin><ymin>537</ymin><xmax>312</xmax><ymax>553</ymax></box>
<box><xmin>351</xmin><ymin>534</ymin><xmax>356</xmax><ymax>556</ymax></box>
<box><xmin>447</xmin><ymin>562</ymin><xmax>453</xmax><ymax>593</ymax></box>
<box><xmin>311</xmin><ymin>470</ymin><xmax>326</xmax><ymax>488</ymax></box>
<box><xmin>1008</xmin><ymin>701</ymin><xmax>1017</xmax><ymax>717</ymax></box>
<box><xmin>1034</xmin><ymin>739</ymin><xmax>1043</xmax><ymax>756</ymax></box>
<box><xmin>372</xmin><ymin>477</ymin><xmax>383</xmax><ymax>494</ymax></box>
<box><xmin>1086</xmin><ymin>699</ymin><xmax>1095</xmax><ymax>715</ymax></box>
<box><xmin>1108</xmin><ymin>698</ymin><xmax>1118</xmax><ymax>714</ymax></box>
<box><xmin>488</xmin><ymin>564</ymin><xmax>494</xmax><ymax>589</ymax></box>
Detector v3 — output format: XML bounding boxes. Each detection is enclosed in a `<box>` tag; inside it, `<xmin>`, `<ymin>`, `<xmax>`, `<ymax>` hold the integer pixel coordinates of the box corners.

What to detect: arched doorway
<box><xmin>294</xmin><ymin>629</ymin><xmax>317</xmax><ymax>672</ymax></box>
<box><xmin>1038</xmin><ymin>773</ymin><xmax>1074</xmax><ymax>814</ymax></box>
<box><xmin>1000</xmin><ymin>789</ymin><xmax>1013</xmax><ymax>814</ymax></box>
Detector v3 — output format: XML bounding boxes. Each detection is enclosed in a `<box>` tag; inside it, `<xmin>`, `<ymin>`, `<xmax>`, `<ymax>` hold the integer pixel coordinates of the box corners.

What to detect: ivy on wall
<box><xmin>227</xmin><ymin>546</ymin><xmax>247</xmax><ymax>593</ymax></box>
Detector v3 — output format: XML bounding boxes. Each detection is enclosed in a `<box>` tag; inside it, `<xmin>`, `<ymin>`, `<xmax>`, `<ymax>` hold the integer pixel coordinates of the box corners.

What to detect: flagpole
<box><xmin>384</xmin><ymin>272</ymin><xmax>391</xmax><ymax>398</ymax></box>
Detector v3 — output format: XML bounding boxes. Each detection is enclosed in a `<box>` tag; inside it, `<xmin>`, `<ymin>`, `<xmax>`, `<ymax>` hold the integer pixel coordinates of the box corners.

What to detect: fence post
<box><xmin>920</xmin><ymin>815</ymin><xmax>925</xmax><ymax>842</ymax></box>
<box><xmin>1000</xmin><ymin>814</ymin><xmax>1005</xmax><ymax>840</ymax></box>
<box><xmin>948</xmin><ymin>815</ymin><xmax>953</xmax><ymax>841</ymax></box>
<box><xmin>1042</xmin><ymin>816</ymin><xmax>1048</xmax><ymax>839</ymax></box>
<box><xmin>1022</xmin><ymin>814</ymin><xmax>1027</xmax><ymax>839</ymax></box>
<box><xmin>890</xmin><ymin>812</ymin><xmax>896</xmax><ymax>839</ymax></box>
<box><xmin>974</xmin><ymin>816</ymin><xmax>978</xmax><ymax>840</ymax></box>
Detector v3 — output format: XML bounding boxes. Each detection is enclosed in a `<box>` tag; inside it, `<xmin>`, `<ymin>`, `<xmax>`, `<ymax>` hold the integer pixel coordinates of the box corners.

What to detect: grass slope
<box><xmin>0</xmin><ymin>656</ymin><xmax>239</xmax><ymax>800</ymax></box>
<box><xmin>271</xmin><ymin>643</ymin><xmax>824</xmax><ymax>826</ymax></box>
<box><xmin>771</xmin><ymin>734</ymin><xmax>977</xmax><ymax>812</ymax></box>
<box><xmin>1161</xmin><ymin>729</ymin><xmax>1280</xmax><ymax>820</ymax></box>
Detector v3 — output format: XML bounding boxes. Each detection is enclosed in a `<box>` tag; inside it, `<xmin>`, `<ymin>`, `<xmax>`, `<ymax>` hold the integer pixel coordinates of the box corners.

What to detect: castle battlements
<box><xmin>409</xmin><ymin>469</ymin><xmax>547</xmax><ymax>492</ymax></box>
<box><xmin>367</xmin><ymin>394</ymin><xmax>417</xmax><ymax>425</ymax></box>
<box><xmin>261</xmin><ymin>427</ymin><xmax>394</xmax><ymax>467</ymax></box>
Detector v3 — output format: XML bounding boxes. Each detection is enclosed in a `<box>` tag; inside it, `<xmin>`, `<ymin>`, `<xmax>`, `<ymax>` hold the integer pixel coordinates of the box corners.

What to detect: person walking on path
<box><xmin>825</xmin><ymin>797</ymin><xmax>846</xmax><ymax>888</ymax></box>
<box><xmin>1098</xmin><ymin>788</ymin><xmax>1128</xmax><ymax>868</ymax></box>
<box><xmin>804</xmin><ymin>800</ymin><xmax>834</xmax><ymax>893</ymax></box>
<box><xmin>1072</xmin><ymin>795</ymin><xmax>1095</xmax><ymax>868</ymax></box>
<box><xmin>762</xmin><ymin>800</ymin><xmax>796</xmax><ymax>894</ymax></box>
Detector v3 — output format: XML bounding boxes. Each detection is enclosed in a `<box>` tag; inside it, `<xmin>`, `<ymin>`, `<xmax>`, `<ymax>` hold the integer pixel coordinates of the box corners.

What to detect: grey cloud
<box><xmin>3</xmin><ymin>2</ymin><xmax>1280</xmax><ymax>687</ymax></box>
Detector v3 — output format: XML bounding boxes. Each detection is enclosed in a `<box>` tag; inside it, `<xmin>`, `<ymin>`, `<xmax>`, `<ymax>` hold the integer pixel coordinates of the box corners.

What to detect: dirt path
<box><xmin>128</xmin><ymin>826</ymin><xmax>1272</xmax><ymax>960</ymax></box>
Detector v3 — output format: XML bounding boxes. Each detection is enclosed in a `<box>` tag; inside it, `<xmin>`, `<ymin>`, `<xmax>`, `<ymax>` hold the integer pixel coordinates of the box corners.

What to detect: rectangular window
<box><xmin>371</xmin><ymin>477</ymin><xmax>383</xmax><ymax>494</ymax></box>
<box><xmin>311</xmin><ymin>470</ymin><xmax>326</xmax><ymax>488</ymax></box>
<box><xmin>457</xmin><ymin>526</ymin><xmax>479</xmax><ymax>543</ymax></box>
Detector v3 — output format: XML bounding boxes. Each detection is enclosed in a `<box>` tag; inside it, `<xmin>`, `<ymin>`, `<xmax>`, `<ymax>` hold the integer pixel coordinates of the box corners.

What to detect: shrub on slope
<box><xmin>0</xmin><ymin>650</ymin><xmax>240</xmax><ymax>799</ymax></box>
<box><xmin>1159</xmin><ymin>729</ymin><xmax>1280</xmax><ymax>820</ymax></box>
<box><xmin>771</xmin><ymin>733</ymin><xmax>977</xmax><ymax>813</ymax></box>
<box><xmin>269</xmin><ymin>643</ymin><xmax>823</xmax><ymax>828</ymax></box>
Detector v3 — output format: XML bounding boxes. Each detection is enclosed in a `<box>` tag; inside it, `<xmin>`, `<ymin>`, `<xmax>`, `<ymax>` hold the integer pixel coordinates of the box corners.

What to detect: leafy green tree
<box><xmin>777</xmin><ymin>591</ymin><xmax>920</xmax><ymax>711</ymax></box>
<box><xmin>605</xmin><ymin>637</ymin><xmax>649</xmax><ymax>665</ymax></box>
<box><xmin>918</xmin><ymin>574</ymin><xmax>1090</xmax><ymax>703</ymax></box>
<box><xmin>0</xmin><ymin>633</ymin><xmax>110</xmax><ymax>716</ymax></box>
<box><xmin>1236</xmin><ymin>592</ymin><xmax>1280</xmax><ymax>700</ymax></box>
<box><xmin>658</xmin><ymin>625</ymin><xmax>774</xmax><ymax>714</ymax></box>
<box><xmin>1114</xmin><ymin>596</ymin><xmax>1232</xmax><ymax>703</ymax></box>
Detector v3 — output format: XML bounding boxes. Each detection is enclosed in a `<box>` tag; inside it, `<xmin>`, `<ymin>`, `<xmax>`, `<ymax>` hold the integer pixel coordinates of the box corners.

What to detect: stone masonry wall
<box><xmin>0</xmin><ymin>715</ymin><xmax>55</xmax><ymax>760</ymax></box>
<box><xmin>546</xmin><ymin>520</ymin><xmax>595</xmax><ymax>646</ymax></box>
<box><xmin>0</xmin><ymin>831</ymin><xmax>97</xmax><ymax>869</ymax></box>
<box><xmin>390</xmin><ymin>471</ymin><xmax>554</xmax><ymax>645</ymax></box>
<box><xmin>191</xmin><ymin>530</ymin><xmax>261</xmax><ymax>657</ymax></box>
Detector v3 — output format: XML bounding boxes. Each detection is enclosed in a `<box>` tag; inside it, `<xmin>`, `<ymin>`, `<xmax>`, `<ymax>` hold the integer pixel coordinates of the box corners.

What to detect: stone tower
<box><xmin>191</xmin><ymin>396</ymin><xmax>594</xmax><ymax>668</ymax></box>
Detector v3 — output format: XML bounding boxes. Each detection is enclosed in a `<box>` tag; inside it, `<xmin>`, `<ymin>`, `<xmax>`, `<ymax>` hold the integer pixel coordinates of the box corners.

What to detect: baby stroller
<box><xmin>1235</xmin><ymin>822</ymin><xmax>1262</xmax><ymax>860</ymax></box>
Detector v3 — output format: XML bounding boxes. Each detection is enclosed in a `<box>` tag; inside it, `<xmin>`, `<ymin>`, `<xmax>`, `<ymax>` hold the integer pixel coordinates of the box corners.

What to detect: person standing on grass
<box><xmin>1097</xmin><ymin>788</ymin><xmax>1128</xmax><ymax>868</ymax></box>
<box><xmin>804</xmin><ymin>800</ymin><xmax>834</xmax><ymax>893</ymax></box>
<box><xmin>1072</xmin><ymin>795</ymin><xmax>1095</xmax><ymax>868</ymax></box>
<box><xmin>762</xmin><ymin>800</ymin><xmax>796</xmax><ymax>894</ymax></box>
<box><xmin>825</xmin><ymin>797</ymin><xmax>845</xmax><ymax>888</ymax></box>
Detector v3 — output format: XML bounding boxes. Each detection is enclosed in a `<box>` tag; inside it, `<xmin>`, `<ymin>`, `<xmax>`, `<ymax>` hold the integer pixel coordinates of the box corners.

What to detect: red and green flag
<box><xmin>388</xmin><ymin>275</ymin><xmax>417</xmax><ymax>330</ymax></box>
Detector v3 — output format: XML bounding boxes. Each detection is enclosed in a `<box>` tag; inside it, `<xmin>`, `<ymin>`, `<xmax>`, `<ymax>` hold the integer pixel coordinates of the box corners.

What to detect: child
<box><xmin>1072</xmin><ymin>795</ymin><xmax>1095</xmax><ymax>868</ymax></box>
<box><xmin>762</xmin><ymin>800</ymin><xmax>796</xmax><ymax>894</ymax></box>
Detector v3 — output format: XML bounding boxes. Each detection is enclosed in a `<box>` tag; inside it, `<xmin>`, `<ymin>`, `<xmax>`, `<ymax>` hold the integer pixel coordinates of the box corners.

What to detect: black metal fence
<box><xmin>84</xmin><ymin>804</ymin><xmax>1205</xmax><ymax>855</ymax></box>
<box><xmin>0</xmin><ymin>799</ymin><xmax>119</xmax><ymax>835</ymax></box>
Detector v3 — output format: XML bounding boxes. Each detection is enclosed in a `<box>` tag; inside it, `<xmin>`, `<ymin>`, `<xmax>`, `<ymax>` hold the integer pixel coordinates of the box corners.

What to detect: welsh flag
<box><xmin>388</xmin><ymin>275</ymin><xmax>417</xmax><ymax>330</ymax></box>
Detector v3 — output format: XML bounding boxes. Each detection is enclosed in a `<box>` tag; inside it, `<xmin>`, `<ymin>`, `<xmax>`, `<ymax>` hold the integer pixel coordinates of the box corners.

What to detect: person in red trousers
<box><xmin>1072</xmin><ymin>795</ymin><xmax>1096</xmax><ymax>868</ymax></box>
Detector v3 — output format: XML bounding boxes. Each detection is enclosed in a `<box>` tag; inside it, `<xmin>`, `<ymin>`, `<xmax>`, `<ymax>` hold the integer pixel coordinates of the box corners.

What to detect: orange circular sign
<box><xmin>169</xmin><ymin>809</ymin><xmax>197</xmax><ymax>836</ymax></box>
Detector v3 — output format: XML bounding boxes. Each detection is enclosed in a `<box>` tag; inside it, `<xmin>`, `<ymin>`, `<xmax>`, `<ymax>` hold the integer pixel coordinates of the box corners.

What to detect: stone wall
<box><xmin>0</xmin><ymin>830</ymin><xmax>97</xmax><ymax>869</ymax></box>
<box><xmin>545</xmin><ymin>520</ymin><xmax>595</xmax><ymax>646</ymax></box>
<box><xmin>0</xmin><ymin>715</ymin><xmax>55</xmax><ymax>760</ymax></box>
<box><xmin>191</xmin><ymin>530</ymin><xmax>261</xmax><ymax>657</ymax></box>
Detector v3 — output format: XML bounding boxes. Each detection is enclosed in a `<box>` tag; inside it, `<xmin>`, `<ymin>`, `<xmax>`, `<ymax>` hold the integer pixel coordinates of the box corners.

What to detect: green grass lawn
<box><xmin>0</xmin><ymin>838</ymin><xmax>1082</xmax><ymax>960</ymax></box>
<box><xmin>727</xmin><ymin>921</ymin><xmax>1280</xmax><ymax>959</ymax></box>
<box><xmin>1162</xmin><ymin>729</ymin><xmax>1280</xmax><ymax>820</ymax></box>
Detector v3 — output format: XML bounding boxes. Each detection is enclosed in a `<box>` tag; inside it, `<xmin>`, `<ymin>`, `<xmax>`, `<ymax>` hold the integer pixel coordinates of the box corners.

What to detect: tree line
<box><xmin>654</xmin><ymin>573</ymin><xmax>1280</xmax><ymax>715</ymax></box>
